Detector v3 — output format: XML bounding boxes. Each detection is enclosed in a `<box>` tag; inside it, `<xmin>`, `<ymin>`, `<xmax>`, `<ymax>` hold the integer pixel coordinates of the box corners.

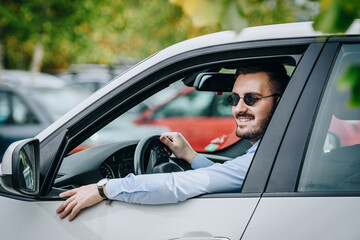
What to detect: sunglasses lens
<box><xmin>227</xmin><ymin>94</ymin><xmax>259</xmax><ymax>106</ymax></box>
<box><xmin>227</xmin><ymin>94</ymin><xmax>239</xmax><ymax>106</ymax></box>
<box><xmin>244</xmin><ymin>94</ymin><xmax>256</xmax><ymax>106</ymax></box>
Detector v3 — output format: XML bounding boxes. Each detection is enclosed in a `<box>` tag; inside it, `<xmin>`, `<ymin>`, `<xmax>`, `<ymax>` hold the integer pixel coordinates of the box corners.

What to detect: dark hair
<box><xmin>235</xmin><ymin>62</ymin><xmax>290</xmax><ymax>95</ymax></box>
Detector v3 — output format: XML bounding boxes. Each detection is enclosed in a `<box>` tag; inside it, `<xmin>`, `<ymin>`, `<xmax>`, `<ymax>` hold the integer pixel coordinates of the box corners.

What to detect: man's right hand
<box><xmin>56</xmin><ymin>184</ymin><xmax>104</xmax><ymax>221</ymax></box>
<box><xmin>160</xmin><ymin>132</ymin><xmax>198</xmax><ymax>164</ymax></box>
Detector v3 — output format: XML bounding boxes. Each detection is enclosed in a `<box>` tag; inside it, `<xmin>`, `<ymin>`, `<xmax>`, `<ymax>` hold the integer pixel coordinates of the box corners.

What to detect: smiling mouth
<box><xmin>239</xmin><ymin>118</ymin><xmax>252</xmax><ymax>122</ymax></box>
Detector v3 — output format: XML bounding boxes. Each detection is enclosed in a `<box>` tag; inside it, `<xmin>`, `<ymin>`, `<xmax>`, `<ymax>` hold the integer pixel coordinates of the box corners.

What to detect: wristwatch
<box><xmin>97</xmin><ymin>178</ymin><xmax>109</xmax><ymax>200</ymax></box>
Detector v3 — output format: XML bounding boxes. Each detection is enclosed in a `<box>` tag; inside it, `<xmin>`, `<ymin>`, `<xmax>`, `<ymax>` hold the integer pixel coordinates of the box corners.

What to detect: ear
<box><xmin>276</xmin><ymin>96</ymin><xmax>281</xmax><ymax>104</ymax></box>
<box><xmin>273</xmin><ymin>96</ymin><xmax>281</xmax><ymax>106</ymax></box>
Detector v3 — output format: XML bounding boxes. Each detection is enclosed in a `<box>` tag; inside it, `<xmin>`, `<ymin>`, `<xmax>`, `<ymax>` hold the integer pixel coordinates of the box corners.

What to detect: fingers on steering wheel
<box><xmin>160</xmin><ymin>134</ymin><xmax>172</xmax><ymax>145</ymax></box>
<box><xmin>159</xmin><ymin>136</ymin><xmax>172</xmax><ymax>155</ymax></box>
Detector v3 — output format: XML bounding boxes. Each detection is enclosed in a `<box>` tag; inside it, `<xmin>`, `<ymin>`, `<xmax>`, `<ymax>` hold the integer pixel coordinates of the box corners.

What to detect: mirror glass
<box><xmin>18</xmin><ymin>148</ymin><xmax>35</xmax><ymax>191</ymax></box>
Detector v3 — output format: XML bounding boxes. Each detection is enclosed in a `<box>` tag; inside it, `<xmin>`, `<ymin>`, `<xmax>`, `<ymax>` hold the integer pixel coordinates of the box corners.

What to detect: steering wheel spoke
<box><xmin>134</xmin><ymin>135</ymin><xmax>185</xmax><ymax>175</ymax></box>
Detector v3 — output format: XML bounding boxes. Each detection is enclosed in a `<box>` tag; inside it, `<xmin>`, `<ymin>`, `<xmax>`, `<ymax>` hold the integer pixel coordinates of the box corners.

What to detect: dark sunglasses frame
<box><xmin>226</xmin><ymin>93</ymin><xmax>281</xmax><ymax>106</ymax></box>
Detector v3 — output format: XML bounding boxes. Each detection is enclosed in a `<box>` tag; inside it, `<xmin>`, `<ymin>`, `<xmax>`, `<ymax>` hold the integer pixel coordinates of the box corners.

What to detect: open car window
<box><xmin>72</xmin><ymin>63</ymin><xmax>296</xmax><ymax>155</ymax></box>
<box><xmin>55</xmin><ymin>56</ymin><xmax>297</xmax><ymax>191</ymax></box>
<box><xmin>74</xmin><ymin>77</ymin><xmax>237</xmax><ymax>154</ymax></box>
<box><xmin>56</xmin><ymin>76</ymin><xmax>242</xmax><ymax>188</ymax></box>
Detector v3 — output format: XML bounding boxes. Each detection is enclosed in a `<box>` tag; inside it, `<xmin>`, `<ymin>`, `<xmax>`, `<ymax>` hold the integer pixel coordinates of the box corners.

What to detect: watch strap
<box><xmin>97</xmin><ymin>181</ymin><xmax>108</xmax><ymax>200</ymax></box>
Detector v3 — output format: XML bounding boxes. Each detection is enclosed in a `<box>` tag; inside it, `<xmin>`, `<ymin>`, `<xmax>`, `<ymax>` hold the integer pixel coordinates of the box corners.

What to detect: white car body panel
<box><xmin>0</xmin><ymin>196</ymin><xmax>259</xmax><ymax>239</ymax></box>
<box><xmin>242</xmin><ymin>197</ymin><xmax>360</xmax><ymax>240</ymax></box>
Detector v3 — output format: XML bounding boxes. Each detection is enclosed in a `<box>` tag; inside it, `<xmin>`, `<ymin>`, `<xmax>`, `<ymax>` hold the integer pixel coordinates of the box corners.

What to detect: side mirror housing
<box><xmin>0</xmin><ymin>138</ymin><xmax>40</xmax><ymax>196</ymax></box>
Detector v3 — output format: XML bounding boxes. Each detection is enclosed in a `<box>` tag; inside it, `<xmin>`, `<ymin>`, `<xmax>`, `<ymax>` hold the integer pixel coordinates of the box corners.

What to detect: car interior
<box><xmin>53</xmin><ymin>57</ymin><xmax>297</xmax><ymax>193</ymax></box>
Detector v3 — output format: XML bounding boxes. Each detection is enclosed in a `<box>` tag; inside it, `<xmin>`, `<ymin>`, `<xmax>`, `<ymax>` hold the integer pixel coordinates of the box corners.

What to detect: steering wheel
<box><xmin>134</xmin><ymin>135</ymin><xmax>185</xmax><ymax>175</ymax></box>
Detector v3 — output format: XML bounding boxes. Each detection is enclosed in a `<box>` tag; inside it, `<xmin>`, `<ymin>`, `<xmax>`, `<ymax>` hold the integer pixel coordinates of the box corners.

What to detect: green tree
<box><xmin>0</xmin><ymin>0</ymin><xmax>219</xmax><ymax>72</ymax></box>
<box><xmin>0</xmin><ymin>0</ymin><xmax>115</xmax><ymax>71</ymax></box>
<box><xmin>169</xmin><ymin>0</ymin><xmax>319</xmax><ymax>31</ymax></box>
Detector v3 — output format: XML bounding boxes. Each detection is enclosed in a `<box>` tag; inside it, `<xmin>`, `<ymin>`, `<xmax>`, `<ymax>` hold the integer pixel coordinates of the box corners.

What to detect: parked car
<box><xmin>57</xmin><ymin>63</ymin><xmax>136</xmax><ymax>92</ymax></box>
<box><xmin>1</xmin><ymin>21</ymin><xmax>360</xmax><ymax>239</ymax></box>
<box><xmin>135</xmin><ymin>86</ymin><xmax>241</xmax><ymax>152</ymax></box>
<box><xmin>0</xmin><ymin>80</ymin><xmax>92</xmax><ymax>160</ymax></box>
<box><xmin>0</xmin><ymin>70</ymin><xmax>94</xmax><ymax>159</ymax></box>
<box><xmin>0</xmin><ymin>69</ymin><xmax>66</xmax><ymax>87</ymax></box>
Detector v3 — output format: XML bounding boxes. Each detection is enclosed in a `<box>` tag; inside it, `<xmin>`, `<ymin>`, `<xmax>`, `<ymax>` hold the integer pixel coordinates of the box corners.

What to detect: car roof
<box><xmin>161</xmin><ymin>20</ymin><xmax>360</xmax><ymax>58</ymax></box>
<box><xmin>0</xmin><ymin>70</ymin><xmax>66</xmax><ymax>88</ymax></box>
<box><xmin>37</xmin><ymin>20</ymin><xmax>360</xmax><ymax>141</ymax></box>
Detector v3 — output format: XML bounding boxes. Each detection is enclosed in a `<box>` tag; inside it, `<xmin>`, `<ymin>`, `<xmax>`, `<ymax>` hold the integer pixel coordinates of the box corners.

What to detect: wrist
<box><xmin>185</xmin><ymin>151</ymin><xmax>198</xmax><ymax>164</ymax></box>
<box><xmin>97</xmin><ymin>178</ymin><xmax>109</xmax><ymax>200</ymax></box>
<box><xmin>103</xmin><ymin>185</ymin><xmax>108</xmax><ymax>198</ymax></box>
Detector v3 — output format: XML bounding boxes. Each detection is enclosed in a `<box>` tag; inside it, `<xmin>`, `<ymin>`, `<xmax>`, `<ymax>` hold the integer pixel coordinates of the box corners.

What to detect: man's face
<box><xmin>231</xmin><ymin>72</ymin><xmax>278</xmax><ymax>144</ymax></box>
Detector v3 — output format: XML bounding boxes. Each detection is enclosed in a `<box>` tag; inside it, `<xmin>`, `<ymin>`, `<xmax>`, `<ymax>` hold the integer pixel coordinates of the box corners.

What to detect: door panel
<box><xmin>243</xmin><ymin>43</ymin><xmax>360</xmax><ymax>239</ymax></box>
<box><xmin>241</xmin><ymin>197</ymin><xmax>360</xmax><ymax>240</ymax></box>
<box><xmin>0</xmin><ymin>196</ymin><xmax>259</xmax><ymax>239</ymax></box>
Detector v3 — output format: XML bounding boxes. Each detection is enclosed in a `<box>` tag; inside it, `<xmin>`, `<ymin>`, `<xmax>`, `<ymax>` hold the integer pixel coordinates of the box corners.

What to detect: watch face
<box><xmin>97</xmin><ymin>178</ymin><xmax>108</xmax><ymax>187</ymax></box>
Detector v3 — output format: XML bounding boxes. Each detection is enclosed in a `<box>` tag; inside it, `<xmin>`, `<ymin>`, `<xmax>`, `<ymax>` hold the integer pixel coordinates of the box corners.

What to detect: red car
<box><xmin>329</xmin><ymin>116</ymin><xmax>360</xmax><ymax>148</ymax></box>
<box><xmin>135</xmin><ymin>87</ymin><xmax>239</xmax><ymax>152</ymax></box>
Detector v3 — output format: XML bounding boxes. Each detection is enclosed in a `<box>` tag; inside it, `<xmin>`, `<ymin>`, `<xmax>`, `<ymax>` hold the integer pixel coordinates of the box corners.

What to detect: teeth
<box><xmin>240</xmin><ymin>118</ymin><xmax>251</xmax><ymax>122</ymax></box>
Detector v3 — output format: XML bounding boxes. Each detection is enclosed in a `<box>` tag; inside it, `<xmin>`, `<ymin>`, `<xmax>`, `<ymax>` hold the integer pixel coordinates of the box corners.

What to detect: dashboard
<box><xmin>99</xmin><ymin>145</ymin><xmax>136</xmax><ymax>179</ymax></box>
<box><xmin>53</xmin><ymin>139</ymin><xmax>232</xmax><ymax>190</ymax></box>
<box><xmin>54</xmin><ymin>140</ymin><xmax>138</xmax><ymax>188</ymax></box>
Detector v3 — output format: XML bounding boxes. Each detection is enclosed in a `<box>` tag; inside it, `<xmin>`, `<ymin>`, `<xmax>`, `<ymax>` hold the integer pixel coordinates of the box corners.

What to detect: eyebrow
<box><xmin>231</xmin><ymin>92</ymin><xmax>264</xmax><ymax>97</ymax></box>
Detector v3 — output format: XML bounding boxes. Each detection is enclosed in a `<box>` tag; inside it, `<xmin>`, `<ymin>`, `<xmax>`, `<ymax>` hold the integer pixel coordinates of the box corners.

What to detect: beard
<box><xmin>235</xmin><ymin>105</ymin><xmax>276</xmax><ymax>142</ymax></box>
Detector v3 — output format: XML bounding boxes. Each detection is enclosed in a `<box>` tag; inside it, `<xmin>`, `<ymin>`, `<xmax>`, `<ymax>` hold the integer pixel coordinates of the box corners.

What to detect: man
<box><xmin>56</xmin><ymin>62</ymin><xmax>289</xmax><ymax>221</ymax></box>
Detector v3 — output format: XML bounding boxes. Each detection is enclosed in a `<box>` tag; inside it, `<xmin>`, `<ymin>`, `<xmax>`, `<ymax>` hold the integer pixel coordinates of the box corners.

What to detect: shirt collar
<box><xmin>245</xmin><ymin>139</ymin><xmax>261</xmax><ymax>154</ymax></box>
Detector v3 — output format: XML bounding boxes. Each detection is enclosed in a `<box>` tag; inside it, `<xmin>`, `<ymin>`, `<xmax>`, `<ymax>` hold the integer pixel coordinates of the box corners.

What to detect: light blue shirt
<box><xmin>106</xmin><ymin>140</ymin><xmax>259</xmax><ymax>204</ymax></box>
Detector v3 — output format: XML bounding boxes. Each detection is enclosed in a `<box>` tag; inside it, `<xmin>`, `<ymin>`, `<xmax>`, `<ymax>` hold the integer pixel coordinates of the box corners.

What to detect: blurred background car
<box><xmin>0</xmin><ymin>69</ymin><xmax>166</xmax><ymax>160</ymax></box>
<box><xmin>0</xmin><ymin>70</ymin><xmax>92</xmax><ymax>160</ymax></box>
<box><xmin>57</xmin><ymin>61</ymin><xmax>136</xmax><ymax>92</ymax></box>
<box><xmin>0</xmin><ymin>69</ymin><xmax>66</xmax><ymax>88</ymax></box>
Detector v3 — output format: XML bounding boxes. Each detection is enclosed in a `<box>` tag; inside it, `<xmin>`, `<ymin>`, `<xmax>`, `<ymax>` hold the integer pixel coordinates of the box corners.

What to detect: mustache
<box><xmin>235</xmin><ymin>113</ymin><xmax>254</xmax><ymax>119</ymax></box>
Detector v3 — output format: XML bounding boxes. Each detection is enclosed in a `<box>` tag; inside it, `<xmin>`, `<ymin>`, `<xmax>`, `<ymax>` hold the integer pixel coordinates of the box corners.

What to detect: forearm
<box><xmin>105</xmin><ymin>172</ymin><xmax>207</xmax><ymax>204</ymax></box>
<box><xmin>105</xmin><ymin>157</ymin><xmax>249</xmax><ymax>205</ymax></box>
<box><xmin>191</xmin><ymin>154</ymin><xmax>214</xmax><ymax>169</ymax></box>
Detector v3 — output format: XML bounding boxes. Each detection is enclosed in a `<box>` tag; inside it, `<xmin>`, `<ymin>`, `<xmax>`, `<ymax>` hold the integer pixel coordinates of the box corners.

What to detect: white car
<box><xmin>1</xmin><ymin>21</ymin><xmax>360</xmax><ymax>239</ymax></box>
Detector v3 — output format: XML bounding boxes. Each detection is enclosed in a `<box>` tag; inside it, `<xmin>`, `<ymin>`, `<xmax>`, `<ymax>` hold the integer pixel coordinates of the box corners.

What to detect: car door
<box><xmin>241</xmin><ymin>39</ymin><xmax>360</xmax><ymax>239</ymax></box>
<box><xmin>0</xmin><ymin>37</ymin><xmax>324</xmax><ymax>239</ymax></box>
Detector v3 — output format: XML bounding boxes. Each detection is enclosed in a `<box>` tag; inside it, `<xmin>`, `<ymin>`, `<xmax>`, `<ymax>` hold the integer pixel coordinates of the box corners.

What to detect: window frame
<box><xmin>265</xmin><ymin>37</ymin><xmax>360</xmax><ymax>196</ymax></box>
<box><xmin>242</xmin><ymin>41</ymin><xmax>327</xmax><ymax>193</ymax></box>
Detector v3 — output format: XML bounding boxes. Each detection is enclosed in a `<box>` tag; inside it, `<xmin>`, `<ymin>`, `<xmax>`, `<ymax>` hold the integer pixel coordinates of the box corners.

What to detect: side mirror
<box><xmin>0</xmin><ymin>138</ymin><xmax>40</xmax><ymax>196</ymax></box>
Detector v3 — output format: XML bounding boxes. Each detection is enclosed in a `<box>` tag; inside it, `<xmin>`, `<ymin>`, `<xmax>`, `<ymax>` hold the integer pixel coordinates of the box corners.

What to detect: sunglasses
<box><xmin>226</xmin><ymin>93</ymin><xmax>280</xmax><ymax>106</ymax></box>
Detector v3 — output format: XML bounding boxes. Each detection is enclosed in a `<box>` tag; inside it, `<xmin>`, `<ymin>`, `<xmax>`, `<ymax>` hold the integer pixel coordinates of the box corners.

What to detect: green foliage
<box><xmin>338</xmin><ymin>64</ymin><xmax>360</xmax><ymax>107</ymax></box>
<box><xmin>312</xmin><ymin>0</ymin><xmax>360</xmax><ymax>106</ymax></box>
<box><xmin>313</xmin><ymin>0</ymin><xmax>360</xmax><ymax>33</ymax></box>
<box><xmin>170</xmin><ymin>0</ymin><xmax>316</xmax><ymax>32</ymax></box>
<box><xmin>0</xmin><ymin>0</ymin><xmax>219</xmax><ymax>71</ymax></box>
<box><xmin>0</xmin><ymin>0</ymin><xmax>106</xmax><ymax>70</ymax></box>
